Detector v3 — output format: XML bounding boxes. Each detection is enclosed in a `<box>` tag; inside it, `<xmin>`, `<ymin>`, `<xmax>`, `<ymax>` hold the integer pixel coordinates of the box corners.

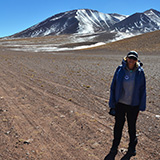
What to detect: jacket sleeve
<box><xmin>109</xmin><ymin>67</ymin><xmax>119</xmax><ymax>108</ymax></box>
<box><xmin>139</xmin><ymin>71</ymin><xmax>146</xmax><ymax>111</ymax></box>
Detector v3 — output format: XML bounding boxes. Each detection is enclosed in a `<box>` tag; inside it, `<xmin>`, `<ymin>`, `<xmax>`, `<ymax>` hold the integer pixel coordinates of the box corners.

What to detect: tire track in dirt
<box><xmin>0</xmin><ymin>63</ymin><xmax>106</xmax><ymax>159</ymax></box>
<box><xmin>1</xmin><ymin>58</ymin><xmax>112</xmax><ymax>125</ymax></box>
<box><xmin>0</xmin><ymin>78</ymin><xmax>70</xmax><ymax>159</ymax></box>
<box><xmin>0</xmin><ymin>53</ymin><xmax>159</xmax><ymax>160</ymax></box>
<box><xmin>0</xmin><ymin>69</ymin><xmax>83</xmax><ymax>159</ymax></box>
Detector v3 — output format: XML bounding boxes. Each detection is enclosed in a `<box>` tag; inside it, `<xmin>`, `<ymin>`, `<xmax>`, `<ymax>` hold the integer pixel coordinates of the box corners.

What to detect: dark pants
<box><xmin>111</xmin><ymin>102</ymin><xmax>139</xmax><ymax>151</ymax></box>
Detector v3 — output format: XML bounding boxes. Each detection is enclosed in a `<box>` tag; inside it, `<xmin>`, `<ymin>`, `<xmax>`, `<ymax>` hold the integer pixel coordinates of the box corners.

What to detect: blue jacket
<box><xmin>109</xmin><ymin>58</ymin><xmax>146</xmax><ymax>111</ymax></box>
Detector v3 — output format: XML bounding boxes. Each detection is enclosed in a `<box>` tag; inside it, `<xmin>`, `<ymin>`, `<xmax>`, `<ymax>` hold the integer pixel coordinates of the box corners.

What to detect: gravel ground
<box><xmin>0</xmin><ymin>45</ymin><xmax>159</xmax><ymax>160</ymax></box>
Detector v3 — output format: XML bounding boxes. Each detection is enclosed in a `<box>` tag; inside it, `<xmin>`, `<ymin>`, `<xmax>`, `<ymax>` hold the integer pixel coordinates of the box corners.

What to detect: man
<box><xmin>104</xmin><ymin>51</ymin><xmax>146</xmax><ymax>160</ymax></box>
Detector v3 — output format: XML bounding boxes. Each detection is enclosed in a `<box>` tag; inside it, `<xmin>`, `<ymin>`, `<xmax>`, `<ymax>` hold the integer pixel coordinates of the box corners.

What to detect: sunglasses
<box><xmin>128</xmin><ymin>56</ymin><xmax>137</xmax><ymax>61</ymax></box>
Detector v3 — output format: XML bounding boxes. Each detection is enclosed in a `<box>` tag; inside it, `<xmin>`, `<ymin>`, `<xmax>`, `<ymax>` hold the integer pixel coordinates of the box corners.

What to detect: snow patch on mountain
<box><xmin>75</xmin><ymin>10</ymin><xmax>95</xmax><ymax>34</ymax></box>
<box><xmin>111</xmin><ymin>13</ymin><xmax>129</xmax><ymax>21</ymax></box>
<box><xmin>144</xmin><ymin>9</ymin><xmax>160</xmax><ymax>26</ymax></box>
<box><xmin>8</xmin><ymin>41</ymin><xmax>106</xmax><ymax>52</ymax></box>
<box><xmin>75</xmin><ymin>9</ymin><xmax>127</xmax><ymax>34</ymax></box>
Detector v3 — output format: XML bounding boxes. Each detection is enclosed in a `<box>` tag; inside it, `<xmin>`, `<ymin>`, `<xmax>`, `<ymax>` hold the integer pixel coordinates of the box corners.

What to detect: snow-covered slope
<box><xmin>10</xmin><ymin>9</ymin><xmax>126</xmax><ymax>38</ymax></box>
<box><xmin>9</xmin><ymin>8</ymin><xmax>160</xmax><ymax>39</ymax></box>
<box><xmin>75</xmin><ymin>9</ymin><xmax>126</xmax><ymax>34</ymax></box>
<box><xmin>144</xmin><ymin>9</ymin><xmax>160</xmax><ymax>26</ymax></box>
<box><xmin>111</xmin><ymin>9</ymin><xmax>160</xmax><ymax>33</ymax></box>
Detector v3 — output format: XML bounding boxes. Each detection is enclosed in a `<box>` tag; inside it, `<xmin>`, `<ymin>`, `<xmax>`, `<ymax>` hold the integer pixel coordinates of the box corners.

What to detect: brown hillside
<box><xmin>91</xmin><ymin>30</ymin><xmax>160</xmax><ymax>54</ymax></box>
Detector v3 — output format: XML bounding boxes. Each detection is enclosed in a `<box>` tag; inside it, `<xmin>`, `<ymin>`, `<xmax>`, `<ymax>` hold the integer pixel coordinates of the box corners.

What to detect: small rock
<box><xmin>109</xmin><ymin>126</ymin><xmax>114</xmax><ymax>130</ymax></box>
<box><xmin>15</xmin><ymin>133</ymin><xmax>19</xmax><ymax>138</ymax></box>
<box><xmin>91</xmin><ymin>142</ymin><xmax>99</xmax><ymax>149</ymax></box>
<box><xmin>60</xmin><ymin>115</ymin><xmax>65</xmax><ymax>118</ymax></box>
<box><xmin>68</xmin><ymin>98</ymin><xmax>72</xmax><ymax>101</ymax></box>
<box><xmin>5</xmin><ymin>131</ymin><xmax>11</xmax><ymax>135</ymax></box>
<box><xmin>51</xmin><ymin>121</ymin><xmax>55</xmax><ymax>125</ymax></box>
<box><xmin>54</xmin><ymin>106</ymin><xmax>59</xmax><ymax>109</ymax></box>
<box><xmin>98</xmin><ymin>129</ymin><xmax>105</xmax><ymax>133</ymax></box>
<box><xmin>26</xmin><ymin>152</ymin><xmax>30</xmax><ymax>155</ymax></box>
<box><xmin>155</xmin><ymin>115</ymin><xmax>160</xmax><ymax>118</ymax></box>
<box><xmin>99</xmin><ymin>116</ymin><xmax>106</xmax><ymax>119</ymax></box>
<box><xmin>2</xmin><ymin>119</ymin><xmax>8</xmax><ymax>122</ymax></box>
<box><xmin>24</xmin><ymin>139</ymin><xmax>33</xmax><ymax>144</ymax></box>
<box><xmin>148</xmin><ymin>127</ymin><xmax>152</xmax><ymax>132</ymax></box>
<box><xmin>70</xmin><ymin>110</ymin><xmax>74</xmax><ymax>113</ymax></box>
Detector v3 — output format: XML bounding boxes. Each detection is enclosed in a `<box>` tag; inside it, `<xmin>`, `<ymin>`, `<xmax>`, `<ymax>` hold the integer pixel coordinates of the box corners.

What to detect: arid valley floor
<box><xmin>0</xmin><ymin>34</ymin><xmax>160</xmax><ymax>160</ymax></box>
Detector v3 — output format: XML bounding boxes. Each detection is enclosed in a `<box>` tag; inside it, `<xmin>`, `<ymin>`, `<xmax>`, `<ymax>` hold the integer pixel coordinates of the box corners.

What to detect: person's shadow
<box><xmin>104</xmin><ymin>152</ymin><xmax>117</xmax><ymax>160</ymax></box>
<box><xmin>104</xmin><ymin>151</ymin><xmax>134</xmax><ymax>160</ymax></box>
<box><xmin>104</xmin><ymin>153</ymin><xmax>132</xmax><ymax>160</ymax></box>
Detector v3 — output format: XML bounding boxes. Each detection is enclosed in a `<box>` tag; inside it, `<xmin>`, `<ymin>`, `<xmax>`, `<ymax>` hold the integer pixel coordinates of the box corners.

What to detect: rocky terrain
<box><xmin>0</xmin><ymin>33</ymin><xmax>160</xmax><ymax>160</ymax></box>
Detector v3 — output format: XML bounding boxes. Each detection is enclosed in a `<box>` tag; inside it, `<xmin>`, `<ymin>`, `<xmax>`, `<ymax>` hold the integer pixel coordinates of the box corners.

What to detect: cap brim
<box><xmin>127</xmin><ymin>55</ymin><xmax>138</xmax><ymax>59</ymax></box>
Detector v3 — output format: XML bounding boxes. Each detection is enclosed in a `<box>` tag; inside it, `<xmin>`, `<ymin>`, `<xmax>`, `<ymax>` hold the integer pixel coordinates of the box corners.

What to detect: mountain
<box><xmin>111</xmin><ymin>9</ymin><xmax>160</xmax><ymax>33</ymax></box>
<box><xmin>144</xmin><ymin>9</ymin><xmax>160</xmax><ymax>25</ymax></box>
<box><xmin>10</xmin><ymin>9</ymin><xmax>127</xmax><ymax>38</ymax></box>
<box><xmin>9</xmin><ymin>9</ymin><xmax>160</xmax><ymax>39</ymax></box>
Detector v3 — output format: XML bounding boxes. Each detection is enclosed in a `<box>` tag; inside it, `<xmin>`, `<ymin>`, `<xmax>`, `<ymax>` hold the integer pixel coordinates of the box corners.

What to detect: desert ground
<box><xmin>0</xmin><ymin>35</ymin><xmax>160</xmax><ymax>160</ymax></box>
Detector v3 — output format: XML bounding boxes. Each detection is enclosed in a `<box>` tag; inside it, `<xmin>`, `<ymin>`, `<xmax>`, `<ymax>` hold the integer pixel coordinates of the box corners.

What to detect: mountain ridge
<box><xmin>7</xmin><ymin>8</ymin><xmax>160</xmax><ymax>40</ymax></box>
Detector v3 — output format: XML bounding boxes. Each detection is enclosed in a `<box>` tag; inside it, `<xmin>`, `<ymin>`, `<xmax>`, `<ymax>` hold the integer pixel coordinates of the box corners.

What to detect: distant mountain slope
<box><xmin>111</xmin><ymin>13</ymin><xmax>159</xmax><ymax>33</ymax></box>
<box><xmin>93</xmin><ymin>30</ymin><xmax>160</xmax><ymax>54</ymax></box>
<box><xmin>1</xmin><ymin>29</ymin><xmax>160</xmax><ymax>53</ymax></box>
<box><xmin>7</xmin><ymin>8</ymin><xmax>160</xmax><ymax>45</ymax></box>
<box><xmin>144</xmin><ymin>9</ymin><xmax>160</xmax><ymax>26</ymax></box>
<box><xmin>11</xmin><ymin>9</ymin><xmax>126</xmax><ymax>38</ymax></box>
<box><xmin>111</xmin><ymin>9</ymin><xmax>160</xmax><ymax>33</ymax></box>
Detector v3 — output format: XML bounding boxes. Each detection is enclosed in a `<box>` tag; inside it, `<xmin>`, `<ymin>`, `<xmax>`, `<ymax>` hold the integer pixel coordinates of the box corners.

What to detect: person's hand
<box><xmin>109</xmin><ymin>108</ymin><xmax>116</xmax><ymax>116</ymax></box>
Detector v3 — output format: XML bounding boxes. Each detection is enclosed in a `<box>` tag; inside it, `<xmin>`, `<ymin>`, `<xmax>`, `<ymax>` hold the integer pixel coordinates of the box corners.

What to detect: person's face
<box><xmin>127</xmin><ymin>57</ymin><xmax>137</xmax><ymax>70</ymax></box>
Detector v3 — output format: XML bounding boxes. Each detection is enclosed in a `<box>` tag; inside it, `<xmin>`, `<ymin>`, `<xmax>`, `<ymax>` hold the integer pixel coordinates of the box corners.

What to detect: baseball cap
<box><xmin>127</xmin><ymin>51</ymin><xmax>138</xmax><ymax>60</ymax></box>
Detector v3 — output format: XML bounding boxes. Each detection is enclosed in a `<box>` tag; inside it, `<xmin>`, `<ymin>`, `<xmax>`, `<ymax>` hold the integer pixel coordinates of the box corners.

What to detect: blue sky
<box><xmin>1</xmin><ymin>0</ymin><xmax>160</xmax><ymax>37</ymax></box>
